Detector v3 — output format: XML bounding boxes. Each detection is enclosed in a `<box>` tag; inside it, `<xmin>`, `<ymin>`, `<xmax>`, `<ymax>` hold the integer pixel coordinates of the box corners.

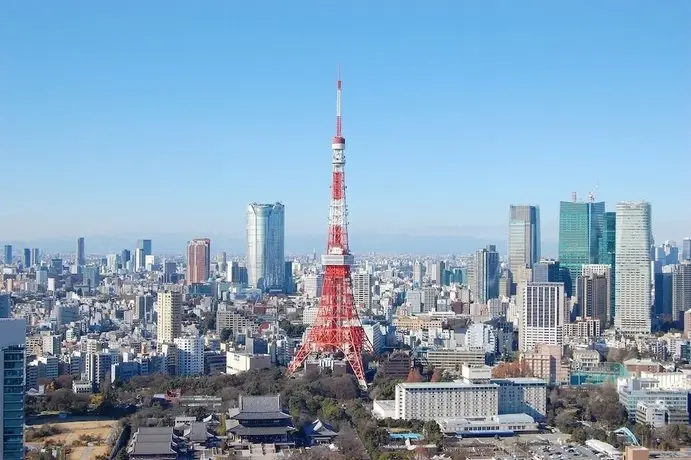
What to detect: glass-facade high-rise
<box><xmin>558</xmin><ymin>201</ymin><xmax>605</xmax><ymax>297</ymax></box>
<box><xmin>599</xmin><ymin>211</ymin><xmax>616</xmax><ymax>320</ymax></box>
<box><xmin>3</xmin><ymin>245</ymin><xmax>12</xmax><ymax>265</ymax></box>
<box><xmin>0</xmin><ymin>318</ymin><xmax>26</xmax><ymax>460</ymax></box>
<box><xmin>246</xmin><ymin>202</ymin><xmax>285</xmax><ymax>292</ymax></box>
<box><xmin>508</xmin><ymin>205</ymin><xmax>541</xmax><ymax>280</ymax></box>
<box><xmin>472</xmin><ymin>245</ymin><xmax>500</xmax><ymax>303</ymax></box>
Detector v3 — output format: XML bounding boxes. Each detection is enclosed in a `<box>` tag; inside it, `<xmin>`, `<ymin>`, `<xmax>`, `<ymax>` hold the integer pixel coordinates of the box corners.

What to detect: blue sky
<box><xmin>1</xmin><ymin>1</ymin><xmax>690</xmax><ymax>249</ymax></box>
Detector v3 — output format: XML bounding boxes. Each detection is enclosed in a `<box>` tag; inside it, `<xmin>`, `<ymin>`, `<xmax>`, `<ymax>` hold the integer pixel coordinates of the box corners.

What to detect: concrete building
<box><xmin>672</xmin><ymin>262</ymin><xmax>691</xmax><ymax>325</ymax></box>
<box><xmin>615</xmin><ymin>201</ymin><xmax>652</xmax><ymax>334</ymax></box>
<box><xmin>393</xmin><ymin>381</ymin><xmax>499</xmax><ymax>421</ymax></box>
<box><xmin>493</xmin><ymin>377</ymin><xmax>547</xmax><ymax>421</ymax></box>
<box><xmin>519</xmin><ymin>282</ymin><xmax>566</xmax><ymax>352</ymax></box>
<box><xmin>0</xmin><ymin>319</ymin><xmax>25</xmax><ymax>460</ymax></box>
<box><xmin>618</xmin><ymin>377</ymin><xmax>688</xmax><ymax>422</ymax></box>
<box><xmin>174</xmin><ymin>336</ymin><xmax>204</xmax><ymax>376</ymax></box>
<box><xmin>522</xmin><ymin>343</ymin><xmax>569</xmax><ymax>385</ymax></box>
<box><xmin>577</xmin><ymin>270</ymin><xmax>609</xmax><ymax>327</ymax></box>
<box><xmin>186</xmin><ymin>238</ymin><xmax>211</xmax><ymax>285</ymax></box>
<box><xmin>226</xmin><ymin>351</ymin><xmax>272</xmax><ymax>375</ymax></box>
<box><xmin>352</xmin><ymin>272</ymin><xmax>372</xmax><ymax>310</ymax></box>
<box><xmin>246</xmin><ymin>202</ymin><xmax>285</xmax><ymax>291</ymax></box>
<box><xmin>76</xmin><ymin>236</ymin><xmax>85</xmax><ymax>267</ymax></box>
<box><xmin>157</xmin><ymin>291</ymin><xmax>182</xmax><ymax>345</ymax></box>
<box><xmin>465</xmin><ymin>323</ymin><xmax>497</xmax><ymax>354</ymax></box>
<box><xmin>303</xmin><ymin>274</ymin><xmax>323</xmax><ymax>298</ymax></box>
<box><xmin>425</xmin><ymin>348</ymin><xmax>485</xmax><ymax>372</ymax></box>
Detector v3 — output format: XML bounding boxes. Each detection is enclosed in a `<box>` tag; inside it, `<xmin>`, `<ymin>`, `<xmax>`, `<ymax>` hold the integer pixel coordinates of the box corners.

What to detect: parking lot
<box><xmin>447</xmin><ymin>435</ymin><xmax>618</xmax><ymax>460</ymax></box>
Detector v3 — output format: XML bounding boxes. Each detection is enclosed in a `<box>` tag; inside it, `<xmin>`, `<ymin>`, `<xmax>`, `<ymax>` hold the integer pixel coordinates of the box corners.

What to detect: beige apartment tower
<box><xmin>157</xmin><ymin>291</ymin><xmax>182</xmax><ymax>345</ymax></box>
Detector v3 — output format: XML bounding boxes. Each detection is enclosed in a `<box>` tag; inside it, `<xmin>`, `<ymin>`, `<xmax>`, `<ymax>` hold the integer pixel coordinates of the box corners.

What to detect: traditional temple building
<box><xmin>227</xmin><ymin>394</ymin><xmax>295</xmax><ymax>445</ymax></box>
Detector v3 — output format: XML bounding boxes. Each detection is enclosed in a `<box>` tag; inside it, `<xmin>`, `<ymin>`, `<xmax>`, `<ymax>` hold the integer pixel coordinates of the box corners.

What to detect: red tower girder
<box><xmin>286</xmin><ymin>73</ymin><xmax>371</xmax><ymax>389</ymax></box>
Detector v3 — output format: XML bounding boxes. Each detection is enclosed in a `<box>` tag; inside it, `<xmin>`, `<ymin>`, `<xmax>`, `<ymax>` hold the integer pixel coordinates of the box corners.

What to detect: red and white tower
<box><xmin>287</xmin><ymin>73</ymin><xmax>372</xmax><ymax>389</ymax></box>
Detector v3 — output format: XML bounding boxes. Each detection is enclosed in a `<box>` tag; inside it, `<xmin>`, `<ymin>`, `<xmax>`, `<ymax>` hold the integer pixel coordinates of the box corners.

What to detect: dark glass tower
<box><xmin>558</xmin><ymin>200</ymin><xmax>605</xmax><ymax>297</ymax></box>
<box><xmin>599</xmin><ymin>211</ymin><xmax>616</xmax><ymax>321</ymax></box>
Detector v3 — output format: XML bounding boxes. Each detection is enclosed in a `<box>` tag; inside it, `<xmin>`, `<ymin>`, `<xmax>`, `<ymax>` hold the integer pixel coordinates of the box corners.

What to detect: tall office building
<box><xmin>134</xmin><ymin>248</ymin><xmax>145</xmax><ymax>271</ymax></box>
<box><xmin>615</xmin><ymin>201</ymin><xmax>652</xmax><ymax>334</ymax></box>
<box><xmin>655</xmin><ymin>241</ymin><xmax>679</xmax><ymax>266</ymax></box>
<box><xmin>599</xmin><ymin>211</ymin><xmax>616</xmax><ymax>319</ymax></box>
<box><xmin>558</xmin><ymin>200</ymin><xmax>605</xmax><ymax>297</ymax></box>
<box><xmin>472</xmin><ymin>245</ymin><xmax>500</xmax><ymax>303</ymax></box>
<box><xmin>519</xmin><ymin>282</ymin><xmax>566</xmax><ymax>352</ymax></box>
<box><xmin>174</xmin><ymin>336</ymin><xmax>204</xmax><ymax>376</ymax></box>
<box><xmin>581</xmin><ymin>264</ymin><xmax>612</xmax><ymax>325</ymax></box>
<box><xmin>683</xmin><ymin>238</ymin><xmax>691</xmax><ymax>262</ymax></box>
<box><xmin>3</xmin><ymin>245</ymin><xmax>12</xmax><ymax>264</ymax></box>
<box><xmin>157</xmin><ymin>291</ymin><xmax>182</xmax><ymax>345</ymax></box>
<box><xmin>246</xmin><ymin>203</ymin><xmax>285</xmax><ymax>291</ymax></box>
<box><xmin>30</xmin><ymin>248</ymin><xmax>40</xmax><ymax>266</ymax></box>
<box><xmin>413</xmin><ymin>261</ymin><xmax>425</xmax><ymax>286</ymax></box>
<box><xmin>22</xmin><ymin>248</ymin><xmax>31</xmax><ymax>267</ymax></box>
<box><xmin>533</xmin><ymin>259</ymin><xmax>561</xmax><ymax>283</ymax></box>
<box><xmin>577</xmin><ymin>272</ymin><xmax>609</xmax><ymax>327</ymax></box>
<box><xmin>76</xmin><ymin>237</ymin><xmax>85</xmax><ymax>267</ymax></box>
<box><xmin>425</xmin><ymin>261</ymin><xmax>444</xmax><ymax>284</ymax></box>
<box><xmin>121</xmin><ymin>249</ymin><xmax>131</xmax><ymax>269</ymax></box>
<box><xmin>352</xmin><ymin>272</ymin><xmax>373</xmax><ymax>310</ymax></box>
<box><xmin>654</xmin><ymin>265</ymin><xmax>673</xmax><ymax>318</ymax></box>
<box><xmin>186</xmin><ymin>238</ymin><xmax>211</xmax><ymax>285</ymax></box>
<box><xmin>137</xmin><ymin>239</ymin><xmax>152</xmax><ymax>257</ymax></box>
<box><xmin>0</xmin><ymin>293</ymin><xmax>10</xmax><ymax>318</ymax></box>
<box><xmin>0</xmin><ymin>318</ymin><xmax>26</xmax><ymax>459</ymax></box>
<box><xmin>672</xmin><ymin>262</ymin><xmax>691</xmax><ymax>326</ymax></box>
<box><xmin>284</xmin><ymin>261</ymin><xmax>294</xmax><ymax>294</ymax></box>
<box><xmin>508</xmin><ymin>205</ymin><xmax>540</xmax><ymax>278</ymax></box>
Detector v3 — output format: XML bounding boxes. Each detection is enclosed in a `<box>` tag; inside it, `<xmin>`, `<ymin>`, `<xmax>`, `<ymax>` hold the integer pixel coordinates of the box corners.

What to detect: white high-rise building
<box><xmin>519</xmin><ymin>282</ymin><xmax>566</xmax><ymax>352</ymax></box>
<box><xmin>352</xmin><ymin>272</ymin><xmax>372</xmax><ymax>310</ymax></box>
<box><xmin>465</xmin><ymin>323</ymin><xmax>497</xmax><ymax>354</ymax></box>
<box><xmin>303</xmin><ymin>274</ymin><xmax>323</xmax><ymax>298</ymax></box>
<box><xmin>246</xmin><ymin>203</ymin><xmax>285</xmax><ymax>291</ymax></box>
<box><xmin>174</xmin><ymin>336</ymin><xmax>204</xmax><ymax>376</ymax></box>
<box><xmin>615</xmin><ymin>201</ymin><xmax>652</xmax><ymax>335</ymax></box>
<box><xmin>157</xmin><ymin>291</ymin><xmax>182</xmax><ymax>345</ymax></box>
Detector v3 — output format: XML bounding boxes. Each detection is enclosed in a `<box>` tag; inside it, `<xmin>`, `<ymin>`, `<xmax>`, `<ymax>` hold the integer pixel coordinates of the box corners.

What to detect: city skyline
<box><xmin>1</xmin><ymin>2</ymin><xmax>690</xmax><ymax>243</ymax></box>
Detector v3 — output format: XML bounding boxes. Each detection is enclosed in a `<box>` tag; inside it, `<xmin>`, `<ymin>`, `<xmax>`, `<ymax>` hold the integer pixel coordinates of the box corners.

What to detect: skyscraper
<box><xmin>3</xmin><ymin>245</ymin><xmax>12</xmax><ymax>264</ymax></box>
<box><xmin>0</xmin><ymin>318</ymin><xmax>26</xmax><ymax>459</ymax></box>
<box><xmin>0</xmin><ymin>293</ymin><xmax>10</xmax><ymax>318</ymax></box>
<box><xmin>519</xmin><ymin>282</ymin><xmax>566</xmax><ymax>352</ymax></box>
<box><xmin>186</xmin><ymin>238</ymin><xmax>211</xmax><ymax>285</ymax></box>
<box><xmin>558</xmin><ymin>200</ymin><xmax>605</xmax><ymax>297</ymax></box>
<box><xmin>246</xmin><ymin>202</ymin><xmax>285</xmax><ymax>291</ymax></box>
<box><xmin>76</xmin><ymin>237</ymin><xmax>85</xmax><ymax>267</ymax></box>
<box><xmin>472</xmin><ymin>245</ymin><xmax>500</xmax><ymax>303</ymax></box>
<box><xmin>599</xmin><ymin>211</ymin><xmax>616</xmax><ymax>319</ymax></box>
<box><xmin>121</xmin><ymin>249</ymin><xmax>131</xmax><ymax>269</ymax></box>
<box><xmin>23</xmin><ymin>248</ymin><xmax>31</xmax><ymax>267</ymax></box>
<box><xmin>508</xmin><ymin>205</ymin><xmax>540</xmax><ymax>279</ymax></box>
<box><xmin>157</xmin><ymin>290</ymin><xmax>182</xmax><ymax>345</ymax></box>
<box><xmin>615</xmin><ymin>201</ymin><xmax>652</xmax><ymax>334</ymax></box>
<box><xmin>30</xmin><ymin>248</ymin><xmax>39</xmax><ymax>266</ymax></box>
<box><xmin>577</xmin><ymin>271</ymin><xmax>609</xmax><ymax>327</ymax></box>
<box><xmin>672</xmin><ymin>262</ymin><xmax>691</xmax><ymax>326</ymax></box>
<box><xmin>352</xmin><ymin>272</ymin><xmax>373</xmax><ymax>310</ymax></box>
<box><xmin>683</xmin><ymin>238</ymin><xmax>691</xmax><ymax>262</ymax></box>
<box><xmin>137</xmin><ymin>239</ymin><xmax>152</xmax><ymax>257</ymax></box>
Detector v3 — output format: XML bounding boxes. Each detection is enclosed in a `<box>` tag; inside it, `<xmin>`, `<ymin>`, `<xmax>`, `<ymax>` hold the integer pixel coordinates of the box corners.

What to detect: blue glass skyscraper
<box><xmin>558</xmin><ymin>200</ymin><xmax>605</xmax><ymax>297</ymax></box>
<box><xmin>0</xmin><ymin>318</ymin><xmax>26</xmax><ymax>459</ymax></box>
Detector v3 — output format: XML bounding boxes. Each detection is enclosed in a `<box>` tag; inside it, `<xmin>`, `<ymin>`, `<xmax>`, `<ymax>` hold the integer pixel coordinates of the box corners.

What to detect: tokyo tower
<box><xmin>286</xmin><ymin>73</ymin><xmax>372</xmax><ymax>389</ymax></box>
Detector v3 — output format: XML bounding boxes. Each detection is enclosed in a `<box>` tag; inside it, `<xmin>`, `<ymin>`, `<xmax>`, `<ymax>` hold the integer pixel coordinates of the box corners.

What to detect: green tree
<box><xmin>220</xmin><ymin>328</ymin><xmax>232</xmax><ymax>342</ymax></box>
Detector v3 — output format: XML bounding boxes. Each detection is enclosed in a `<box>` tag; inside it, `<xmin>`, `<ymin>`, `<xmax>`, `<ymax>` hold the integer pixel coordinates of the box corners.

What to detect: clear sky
<box><xmin>1</xmin><ymin>1</ymin><xmax>690</xmax><ymax>248</ymax></box>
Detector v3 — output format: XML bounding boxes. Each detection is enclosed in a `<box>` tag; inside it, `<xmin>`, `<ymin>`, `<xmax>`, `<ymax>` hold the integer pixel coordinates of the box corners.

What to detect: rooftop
<box><xmin>398</xmin><ymin>382</ymin><xmax>498</xmax><ymax>389</ymax></box>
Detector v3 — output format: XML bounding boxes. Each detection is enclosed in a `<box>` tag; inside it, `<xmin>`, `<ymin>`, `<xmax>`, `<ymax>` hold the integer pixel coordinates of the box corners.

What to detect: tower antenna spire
<box><xmin>336</xmin><ymin>66</ymin><xmax>343</xmax><ymax>138</ymax></box>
